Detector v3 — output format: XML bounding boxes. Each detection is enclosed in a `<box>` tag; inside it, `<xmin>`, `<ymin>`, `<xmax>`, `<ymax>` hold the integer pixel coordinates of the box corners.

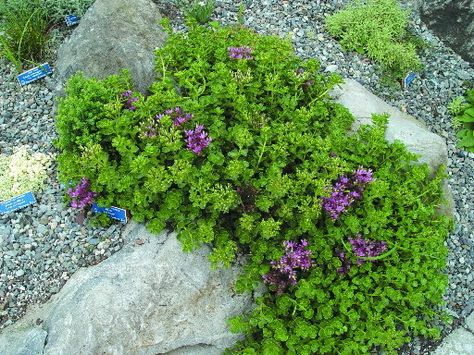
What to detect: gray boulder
<box><xmin>419</xmin><ymin>0</ymin><xmax>474</xmax><ymax>65</ymax></box>
<box><xmin>0</xmin><ymin>224</ymin><xmax>252</xmax><ymax>354</ymax></box>
<box><xmin>55</xmin><ymin>0</ymin><xmax>167</xmax><ymax>93</ymax></box>
<box><xmin>0</xmin><ymin>327</ymin><xmax>47</xmax><ymax>355</ymax></box>
<box><xmin>332</xmin><ymin>79</ymin><xmax>455</xmax><ymax>216</ymax></box>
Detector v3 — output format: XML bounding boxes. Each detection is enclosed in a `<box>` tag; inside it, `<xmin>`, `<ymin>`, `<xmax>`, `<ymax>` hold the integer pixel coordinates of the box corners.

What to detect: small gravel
<box><xmin>0</xmin><ymin>60</ymin><xmax>125</xmax><ymax>329</ymax></box>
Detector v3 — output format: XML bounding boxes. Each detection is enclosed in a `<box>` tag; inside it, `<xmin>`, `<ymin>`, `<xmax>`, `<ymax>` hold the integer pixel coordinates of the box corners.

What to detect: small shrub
<box><xmin>174</xmin><ymin>0</ymin><xmax>216</xmax><ymax>24</ymax></box>
<box><xmin>449</xmin><ymin>89</ymin><xmax>474</xmax><ymax>152</ymax></box>
<box><xmin>0</xmin><ymin>0</ymin><xmax>50</xmax><ymax>71</ymax></box>
<box><xmin>56</xmin><ymin>22</ymin><xmax>451</xmax><ymax>353</ymax></box>
<box><xmin>40</xmin><ymin>0</ymin><xmax>94</xmax><ymax>23</ymax></box>
<box><xmin>326</xmin><ymin>0</ymin><xmax>422</xmax><ymax>79</ymax></box>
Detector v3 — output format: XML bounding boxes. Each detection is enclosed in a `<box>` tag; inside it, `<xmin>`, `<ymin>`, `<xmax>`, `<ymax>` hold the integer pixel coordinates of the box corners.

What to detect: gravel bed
<box><xmin>1</xmin><ymin>0</ymin><xmax>473</xmax><ymax>351</ymax></box>
<box><xmin>0</xmin><ymin>60</ymin><xmax>125</xmax><ymax>329</ymax></box>
<box><xmin>158</xmin><ymin>0</ymin><xmax>474</xmax><ymax>352</ymax></box>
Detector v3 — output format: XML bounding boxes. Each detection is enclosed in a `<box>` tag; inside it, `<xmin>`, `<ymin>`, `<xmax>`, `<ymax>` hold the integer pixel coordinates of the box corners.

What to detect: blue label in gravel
<box><xmin>65</xmin><ymin>15</ymin><xmax>80</xmax><ymax>26</ymax></box>
<box><xmin>91</xmin><ymin>204</ymin><xmax>128</xmax><ymax>224</ymax></box>
<box><xmin>403</xmin><ymin>72</ymin><xmax>416</xmax><ymax>89</ymax></box>
<box><xmin>17</xmin><ymin>63</ymin><xmax>53</xmax><ymax>86</ymax></box>
<box><xmin>0</xmin><ymin>192</ymin><xmax>37</xmax><ymax>214</ymax></box>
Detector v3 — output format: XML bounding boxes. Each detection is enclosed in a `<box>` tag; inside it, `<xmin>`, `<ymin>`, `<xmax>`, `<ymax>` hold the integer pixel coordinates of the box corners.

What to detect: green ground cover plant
<box><xmin>56</xmin><ymin>21</ymin><xmax>451</xmax><ymax>354</ymax></box>
<box><xmin>326</xmin><ymin>0</ymin><xmax>422</xmax><ymax>80</ymax></box>
<box><xmin>0</xmin><ymin>0</ymin><xmax>49</xmax><ymax>71</ymax></box>
<box><xmin>0</xmin><ymin>0</ymin><xmax>93</xmax><ymax>70</ymax></box>
<box><xmin>449</xmin><ymin>89</ymin><xmax>474</xmax><ymax>152</ymax></box>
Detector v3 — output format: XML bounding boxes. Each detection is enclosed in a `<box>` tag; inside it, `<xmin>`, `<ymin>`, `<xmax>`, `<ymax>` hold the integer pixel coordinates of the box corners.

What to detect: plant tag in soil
<box><xmin>17</xmin><ymin>63</ymin><xmax>53</xmax><ymax>86</ymax></box>
<box><xmin>65</xmin><ymin>15</ymin><xmax>80</xmax><ymax>26</ymax></box>
<box><xmin>91</xmin><ymin>203</ymin><xmax>128</xmax><ymax>224</ymax></box>
<box><xmin>0</xmin><ymin>192</ymin><xmax>36</xmax><ymax>214</ymax></box>
<box><xmin>403</xmin><ymin>72</ymin><xmax>416</xmax><ymax>89</ymax></box>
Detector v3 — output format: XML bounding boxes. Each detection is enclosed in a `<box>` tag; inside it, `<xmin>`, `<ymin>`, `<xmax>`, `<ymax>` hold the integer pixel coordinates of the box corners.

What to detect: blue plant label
<box><xmin>91</xmin><ymin>204</ymin><xmax>128</xmax><ymax>224</ymax></box>
<box><xmin>65</xmin><ymin>15</ymin><xmax>80</xmax><ymax>27</ymax></box>
<box><xmin>0</xmin><ymin>192</ymin><xmax>37</xmax><ymax>214</ymax></box>
<box><xmin>17</xmin><ymin>63</ymin><xmax>53</xmax><ymax>86</ymax></box>
<box><xmin>403</xmin><ymin>72</ymin><xmax>416</xmax><ymax>89</ymax></box>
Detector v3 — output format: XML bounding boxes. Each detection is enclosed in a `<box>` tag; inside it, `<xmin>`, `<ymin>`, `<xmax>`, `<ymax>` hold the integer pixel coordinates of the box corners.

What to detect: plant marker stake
<box><xmin>17</xmin><ymin>63</ymin><xmax>53</xmax><ymax>86</ymax></box>
<box><xmin>403</xmin><ymin>72</ymin><xmax>416</xmax><ymax>89</ymax></box>
<box><xmin>91</xmin><ymin>203</ymin><xmax>128</xmax><ymax>224</ymax></box>
<box><xmin>65</xmin><ymin>15</ymin><xmax>80</xmax><ymax>27</ymax></box>
<box><xmin>0</xmin><ymin>192</ymin><xmax>36</xmax><ymax>214</ymax></box>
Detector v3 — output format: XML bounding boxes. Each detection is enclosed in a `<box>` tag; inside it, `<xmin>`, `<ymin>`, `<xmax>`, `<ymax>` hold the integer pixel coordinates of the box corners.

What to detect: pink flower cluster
<box><xmin>185</xmin><ymin>124</ymin><xmax>212</xmax><ymax>155</ymax></box>
<box><xmin>322</xmin><ymin>168</ymin><xmax>374</xmax><ymax>220</ymax></box>
<box><xmin>228</xmin><ymin>46</ymin><xmax>253</xmax><ymax>59</ymax></box>
<box><xmin>67</xmin><ymin>178</ymin><xmax>96</xmax><ymax>209</ymax></box>
<box><xmin>336</xmin><ymin>236</ymin><xmax>387</xmax><ymax>274</ymax></box>
<box><xmin>263</xmin><ymin>240</ymin><xmax>313</xmax><ymax>294</ymax></box>
<box><xmin>122</xmin><ymin>90</ymin><xmax>139</xmax><ymax>111</ymax></box>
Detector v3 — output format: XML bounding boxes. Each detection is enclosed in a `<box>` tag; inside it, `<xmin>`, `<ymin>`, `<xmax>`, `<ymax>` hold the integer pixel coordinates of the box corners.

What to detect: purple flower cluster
<box><xmin>67</xmin><ymin>178</ymin><xmax>96</xmax><ymax>209</ymax></box>
<box><xmin>263</xmin><ymin>240</ymin><xmax>313</xmax><ymax>294</ymax></box>
<box><xmin>336</xmin><ymin>249</ymin><xmax>351</xmax><ymax>274</ymax></box>
<box><xmin>185</xmin><ymin>124</ymin><xmax>212</xmax><ymax>155</ymax></box>
<box><xmin>322</xmin><ymin>168</ymin><xmax>374</xmax><ymax>220</ymax></box>
<box><xmin>349</xmin><ymin>237</ymin><xmax>387</xmax><ymax>264</ymax></box>
<box><xmin>122</xmin><ymin>90</ymin><xmax>139</xmax><ymax>111</ymax></box>
<box><xmin>228</xmin><ymin>46</ymin><xmax>253</xmax><ymax>59</ymax></box>
<box><xmin>140</xmin><ymin>107</ymin><xmax>193</xmax><ymax>139</ymax></box>
<box><xmin>336</xmin><ymin>236</ymin><xmax>387</xmax><ymax>274</ymax></box>
<box><xmin>165</xmin><ymin>107</ymin><xmax>193</xmax><ymax>127</ymax></box>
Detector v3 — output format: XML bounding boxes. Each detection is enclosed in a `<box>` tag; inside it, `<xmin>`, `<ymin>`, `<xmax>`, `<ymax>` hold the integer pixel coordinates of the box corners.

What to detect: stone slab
<box><xmin>466</xmin><ymin>312</ymin><xmax>474</xmax><ymax>333</ymax></box>
<box><xmin>433</xmin><ymin>327</ymin><xmax>474</xmax><ymax>355</ymax></box>
<box><xmin>332</xmin><ymin>79</ymin><xmax>448</xmax><ymax>173</ymax></box>
<box><xmin>0</xmin><ymin>223</ymin><xmax>252</xmax><ymax>354</ymax></box>
<box><xmin>0</xmin><ymin>327</ymin><xmax>47</xmax><ymax>355</ymax></box>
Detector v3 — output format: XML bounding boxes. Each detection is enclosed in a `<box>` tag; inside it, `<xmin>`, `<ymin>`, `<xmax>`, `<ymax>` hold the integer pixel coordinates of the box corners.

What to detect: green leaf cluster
<box><xmin>449</xmin><ymin>89</ymin><xmax>474</xmax><ymax>152</ymax></box>
<box><xmin>172</xmin><ymin>0</ymin><xmax>216</xmax><ymax>25</ymax></box>
<box><xmin>326</xmin><ymin>0</ymin><xmax>422</xmax><ymax>79</ymax></box>
<box><xmin>0</xmin><ymin>0</ymin><xmax>94</xmax><ymax>70</ymax></box>
<box><xmin>0</xmin><ymin>0</ymin><xmax>49</xmax><ymax>71</ymax></box>
<box><xmin>56</xmin><ymin>23</ymin><xmax>451</xmax><ymax>353</ymax></box>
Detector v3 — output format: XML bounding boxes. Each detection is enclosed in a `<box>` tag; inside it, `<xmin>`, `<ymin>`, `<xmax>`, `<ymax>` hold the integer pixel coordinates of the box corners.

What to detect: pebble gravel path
<box><xmin>0</xmin><ymin>61</ymin><xmax>125</xmax><ymax>329</ymax></box>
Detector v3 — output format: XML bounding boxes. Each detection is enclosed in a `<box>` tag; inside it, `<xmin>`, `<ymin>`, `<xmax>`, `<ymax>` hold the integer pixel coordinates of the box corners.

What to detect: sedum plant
<box><xmin>56</xmin><ymin>22</ymin><xmax>451</xmax><ymax>354</ymax></box>
<box><xmin>449</xmin><ymin>89</ymin><xmax>474</xmax><ymax>152</ymax></box>
<box><xmin>326</xmin><ymin>0</ymin><xmax>422</xmax><ymax>80</ymax></box>
<box><xmin>0</xmin><ymin>146</ymin><xmax>51</xmax><ymax>201</ymax></box>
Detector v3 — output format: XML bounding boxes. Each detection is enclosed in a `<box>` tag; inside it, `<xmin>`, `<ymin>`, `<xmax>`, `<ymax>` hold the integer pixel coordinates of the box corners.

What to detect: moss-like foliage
<box><xmin>56</xmin><ymin>21</ymin><xmax>451</xmax><ymax>353</ymax></box>
<box><xmin>326</xmin><ymin>0</ymin><xmax>422</xmax><ymax>79</ymax></box>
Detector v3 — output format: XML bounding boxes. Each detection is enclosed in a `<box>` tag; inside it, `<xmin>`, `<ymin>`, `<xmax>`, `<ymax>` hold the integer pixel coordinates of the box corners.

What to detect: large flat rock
<box><xmin>333</xmin><ymin>79</ymin><xmax>448</xmax><ymax>173</ymax></box>
<box><xmin>332</xmin><ymin>79</ymin><xmax>454</xmax><ymax>216</ymax></box>
<box><xmin>55</xmin><ymin>0</ymin><xmax>167</xmax><ymax>93</ymax></box>
<box><xmin>433</xmin><ymin>327</ymin><xmax>474</xmax><ymax>355</ymax></box>
<box><xmin>0</xmin><ymin>223</ymin><xmax>251</xmax><ymax>354</ymax></box>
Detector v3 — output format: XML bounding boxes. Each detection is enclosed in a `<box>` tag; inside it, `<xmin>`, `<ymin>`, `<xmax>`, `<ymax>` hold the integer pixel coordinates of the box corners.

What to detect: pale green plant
<box><xmin>326</xmin><ymin>0</ymin><xmax>422</xmax><ymax>79</ymax></box>
<box><xmin>174</xmin><ymin>0</ymin><xmax>216</xmax><ymax>24</ymax></box>
<box><xmin>0</xmin><ymin>146</ymin><xmax>52</xmax><ymax>201</ymax></box>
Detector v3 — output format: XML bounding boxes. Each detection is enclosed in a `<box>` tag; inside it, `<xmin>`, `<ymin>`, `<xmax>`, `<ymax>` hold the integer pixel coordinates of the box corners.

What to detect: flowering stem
<box><xmin>357</xmin><ymin>245</ymin><xmax>397</xmax><ymax>261</ymax></box>
<box><xmin>158</xmin><ymin>54</ymin><xmax>167</xmax><ymax>80</ymax></box>
<box><xmin>256</xmin><ymin>137</ymin><xmax>267</xmax><ymax>169</ymax></box>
